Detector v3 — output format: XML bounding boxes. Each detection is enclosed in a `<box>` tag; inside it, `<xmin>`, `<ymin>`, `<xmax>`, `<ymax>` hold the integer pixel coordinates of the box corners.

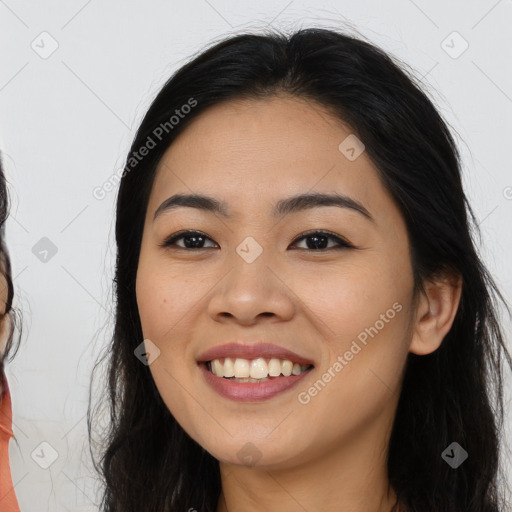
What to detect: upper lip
<box><xmin>197</xmin><ymin>342</ymin><xmax>315</xmax><ymax>366</ymax></box>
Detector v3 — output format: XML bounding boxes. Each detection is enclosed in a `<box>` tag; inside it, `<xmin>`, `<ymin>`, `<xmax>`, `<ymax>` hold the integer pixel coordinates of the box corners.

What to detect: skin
<box><xmin>0</xmin><ymin>257</ymin><xmax>11</xmax><ymax>395</ymax></box>
<box><xmin>136</xmin><ymin>94</ymin><xmax>462</xmax><ymax>512</ymax></box>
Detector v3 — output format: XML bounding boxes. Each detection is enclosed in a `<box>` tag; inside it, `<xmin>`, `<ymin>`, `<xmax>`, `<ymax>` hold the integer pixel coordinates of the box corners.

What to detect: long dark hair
<box><xmin>0</xmin><ymin>153</ymin><xmax>20</xmax><ymax>382</ymax></box>
<box><xmin>90</xmin><ymin>27</ymin><xmax>512</xmax><ymax>512</ymax></box>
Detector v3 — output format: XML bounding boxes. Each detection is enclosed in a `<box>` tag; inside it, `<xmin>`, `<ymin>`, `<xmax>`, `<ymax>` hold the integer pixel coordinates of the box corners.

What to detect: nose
<box><xmin>207</xmin><ymin>251</ymin><xmax>295</xmax><ymax>326</ymax></box>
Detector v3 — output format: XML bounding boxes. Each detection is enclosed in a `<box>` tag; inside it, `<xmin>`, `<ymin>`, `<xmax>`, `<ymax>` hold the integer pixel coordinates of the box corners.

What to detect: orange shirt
<box><xmin>0</xmin><ymin>371</ymin><xmax>21</xmax><ymax>511</ymax></box>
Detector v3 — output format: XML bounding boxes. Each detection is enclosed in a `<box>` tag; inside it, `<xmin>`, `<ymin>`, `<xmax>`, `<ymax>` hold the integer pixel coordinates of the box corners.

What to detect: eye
<box><xmin>160</xmin><ymin>230</ymin><xmax>218</xmax><ymax>249</ymax></box>
<box><xmin>160</xmin><ymin>230</ymin><xmax>354</xmax><ymax>251</ymax></box>
<box><xmin>289</xmin><ymin>230</ymin><xmax>354</xmax><ymax>251</ymax></box>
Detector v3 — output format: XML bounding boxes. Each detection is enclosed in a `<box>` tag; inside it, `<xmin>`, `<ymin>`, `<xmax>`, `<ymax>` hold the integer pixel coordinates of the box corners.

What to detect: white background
<box><xmin>1</xmin><ymin>0</ymin><xmax>511</xmax><ymax>510</ymax></box>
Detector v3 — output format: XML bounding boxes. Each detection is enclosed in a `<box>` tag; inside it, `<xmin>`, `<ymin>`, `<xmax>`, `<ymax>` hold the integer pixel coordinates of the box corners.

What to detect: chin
<box><xmin>201</xmin><ymin>436</ymin><xmax>304</xmax><ymax>470</ymax></box>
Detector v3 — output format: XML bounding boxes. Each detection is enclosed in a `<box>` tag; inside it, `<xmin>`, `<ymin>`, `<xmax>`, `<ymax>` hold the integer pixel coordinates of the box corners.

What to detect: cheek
<box><xmin>293</xmin><ymin>258</ymin><xmax>409</xmax><ymax>345</ymax></box>
<box><xmin>290</xmin><ymin>255</ymin><xmax>412</xmax><ymax>415</ymax></box>
<box><xmin>293</xmin><ymin>284</ymin><xmax>410</xmax><ymax>451</ymax></box>
<box><xmin>135</xmin><ymin>262</ymin><xmax>206</xmax><ymax>390</ymax></box>
<box><xmin>136</xmin><ymin>266</ymin><xmax>205</xmax><ymax>435</ymax></box>
<box><xmin>136</xmin><ymin>262</ymin><xmax>197</xmax><ymax>341</ymax></box>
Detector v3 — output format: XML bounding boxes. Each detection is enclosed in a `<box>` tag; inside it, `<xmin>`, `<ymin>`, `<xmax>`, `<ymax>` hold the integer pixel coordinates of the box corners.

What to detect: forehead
<box><xmin>148</xmin><ymin>95</ymin><xmax>398</xmax><ymax>224</ymax></box>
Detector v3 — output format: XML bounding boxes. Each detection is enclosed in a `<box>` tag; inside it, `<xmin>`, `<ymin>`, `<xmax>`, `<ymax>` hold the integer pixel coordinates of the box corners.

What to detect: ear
<box><xmin>409</xmin><ymin>271</ymin><xmax>462</xmax><ymax>356</ymax></box>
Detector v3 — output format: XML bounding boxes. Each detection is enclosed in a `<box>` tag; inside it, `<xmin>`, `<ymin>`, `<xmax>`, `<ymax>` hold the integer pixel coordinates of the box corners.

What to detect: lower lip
<box><xmin>199</xmin><ymin>363</ymin><xmax>312</xmax><ymax>402</ymax></box>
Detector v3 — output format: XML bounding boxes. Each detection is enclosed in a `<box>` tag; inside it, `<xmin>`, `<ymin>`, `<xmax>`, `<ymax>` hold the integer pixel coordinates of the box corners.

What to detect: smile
<box><xmin>207</xmin><ymin>357</ymin><xmax>313</xmax><ymax>381</ymax></box>
<box><xmin>197</xmin><ymin>342</ymin><xmax>315</xmax><ymax>401</ymax></box>
<box><xmin>197</xmin><ymin>342</ymin><xmax>315</xmax><ymax>402</ymax></box>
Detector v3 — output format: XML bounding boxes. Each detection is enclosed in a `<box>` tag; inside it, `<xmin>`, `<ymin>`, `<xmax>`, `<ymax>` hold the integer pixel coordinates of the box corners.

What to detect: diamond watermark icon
<box><xmin>236</xmin><ymin>236</ymin><xmax>263</xmax><ymax>263</ymax></box>
<box><xmin>237</xmin><ymin>442</ymin><xmax>262</xmax><ymax>466</ymax></box>
<box><xmin>31</xmin><ymin>31</ymin><xmax>59</xmax><ymax>59</ymax></box>
<box><xmin>134</xmin><ymin>339</ymin><xmax>161</xmax><ymax>366</ymax></box>
<box><xmin>31</xmin><ymin>441</ymin><xmax>59</xmax><ymax>469</ymax></box>
<box><xmin>32</xmin><ymin>237</ymin><xmax>58</xmax><ymax>263</ymax></box>
<box><xmin>338</xmin><ymin>134</ymin><xmax>365</xmax><ymax>161</ymax></box>
<box><xmin>441</xmin><ymin>441</ymin><xmax>468</xmax><ymax>468</ymax></box>
<box><xmin>441</xmin><ymin>31</ymin><xmax>469</xmax><ymax>59</ymax></box>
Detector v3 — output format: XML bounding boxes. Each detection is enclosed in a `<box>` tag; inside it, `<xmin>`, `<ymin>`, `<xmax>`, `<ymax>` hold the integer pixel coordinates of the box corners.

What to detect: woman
<box><xmin>91</xmin><ymin>28</ymin><xmax>512</xmax><ymax>511</ymax></box>
<box><xmin>0</xmin><ymin>154</ymin><xmax>21</xmax><ymax>512</ymax></box>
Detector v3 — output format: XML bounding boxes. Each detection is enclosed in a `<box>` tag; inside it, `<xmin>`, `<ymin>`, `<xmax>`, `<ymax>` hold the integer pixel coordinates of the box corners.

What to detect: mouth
<box><xmin>197</xmin><ymin>343</ymin><xmax>315</xmax><ymax>402</ymax></box>
<box><xmin>204</xmin><ymin>357</ymin><xmax>314</xmax><ymax>382</ymax></box>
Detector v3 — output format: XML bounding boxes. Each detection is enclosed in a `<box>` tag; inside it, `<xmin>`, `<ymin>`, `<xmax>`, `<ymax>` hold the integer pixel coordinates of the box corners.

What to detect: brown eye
<box><xmin>289</xmin><ymin>230</ymin><xmax>354</xmax><ymax>250</ymax></box>
<box><xmin>161</xmin><ymin>230</ymin><xmax>218</xmax><ymax>249</ymax></box>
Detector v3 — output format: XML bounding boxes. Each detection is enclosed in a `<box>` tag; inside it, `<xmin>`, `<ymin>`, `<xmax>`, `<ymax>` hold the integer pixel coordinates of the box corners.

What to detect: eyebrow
<box><xmin>153</xmin><ymin>192</ymin><xmax>374</xmax><ymax>222</ymax></box>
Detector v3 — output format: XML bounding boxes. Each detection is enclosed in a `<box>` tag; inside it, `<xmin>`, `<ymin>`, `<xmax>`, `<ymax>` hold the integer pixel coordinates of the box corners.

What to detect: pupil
<box><xmin>184</xmin><ymin>235</ymin><xmax>204</xmax><ymax>248</ymax></box>
<box><xmin>307</xmin><ymin>235</ymin><xmax>327</xmax><ymax>249</ymax></box>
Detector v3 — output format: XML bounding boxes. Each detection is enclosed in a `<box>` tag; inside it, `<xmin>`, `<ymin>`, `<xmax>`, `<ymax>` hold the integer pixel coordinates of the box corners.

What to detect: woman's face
<box><xmin>136</xmin><ymin>94</ymin><xmax>417</xmax><ymax>469</ymax></box>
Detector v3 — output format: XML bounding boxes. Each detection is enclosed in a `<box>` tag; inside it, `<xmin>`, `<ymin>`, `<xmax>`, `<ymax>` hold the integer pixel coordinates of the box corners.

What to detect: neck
<box><xmin>216</xmin><ymin>410</ymin><xmax>399</xmax><ymax>512</ymax></box>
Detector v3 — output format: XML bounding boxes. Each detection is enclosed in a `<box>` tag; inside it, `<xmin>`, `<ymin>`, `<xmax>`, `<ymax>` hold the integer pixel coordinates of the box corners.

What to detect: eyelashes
<box><xmin>161</xmin><ymin>230</ymin><xmax>217</xmax><ymax>250</ymax></box>
<box><xmin>160</xmin><ymin>229</ymin><xmax>355</xmax><ymax>251</ymax></box>
<box><xmin>289</xmin><ymin>230</ymin><xmax>355</xmax><ymax>250</ymax></box>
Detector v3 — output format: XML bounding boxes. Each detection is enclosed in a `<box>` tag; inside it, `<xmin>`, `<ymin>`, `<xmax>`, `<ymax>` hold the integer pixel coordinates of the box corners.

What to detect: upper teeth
<box><xmin>209</xmin><ymin>357</ymin><xmax>311</xmax><ymax>378</ymax></box>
